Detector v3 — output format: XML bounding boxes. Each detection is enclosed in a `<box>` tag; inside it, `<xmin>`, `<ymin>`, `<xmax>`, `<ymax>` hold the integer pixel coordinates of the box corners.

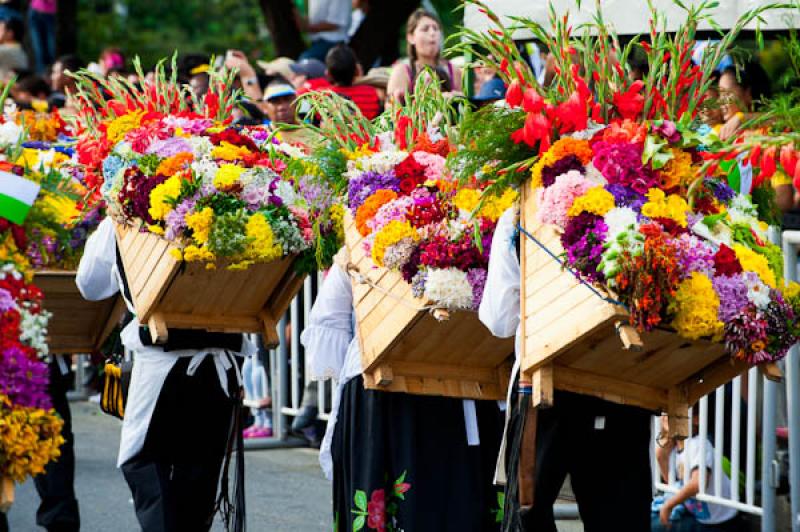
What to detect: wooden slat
<box><xmin>550</xmin><ymin>365</ymin><xmax>668</xmax><ymax>412</ymax></box>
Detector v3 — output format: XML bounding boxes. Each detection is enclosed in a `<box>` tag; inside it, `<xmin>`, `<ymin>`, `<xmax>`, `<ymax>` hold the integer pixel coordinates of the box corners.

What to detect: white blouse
<box><xmin>76</xmin><ymin>218</ymin><xmax>254</xmax><ymax>466</ymax></box>
<box><xmin>301</xmin><ymin>262</ymin><xmax>481</xmax><ymax>480</ymax></box>
<box><xmin>478</xmin><ymin>207</ymin><xmax>521</xmax><ymax>484</ymax></box>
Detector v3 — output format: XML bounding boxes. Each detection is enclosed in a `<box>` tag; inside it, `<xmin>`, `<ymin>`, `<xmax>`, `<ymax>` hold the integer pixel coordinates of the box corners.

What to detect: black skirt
<box><xmin>331</xmin><ymin>375</ymin><xmax>505</xmax><ymax>532</ymax></box>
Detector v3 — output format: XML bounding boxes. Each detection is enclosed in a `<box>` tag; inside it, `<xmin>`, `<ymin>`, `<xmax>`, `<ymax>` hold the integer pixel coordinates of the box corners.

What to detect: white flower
<box><xmin>603</xmin><ymin>207</ymin><xmax>639</xmax><ymax>239</ymax></box>
<box><xmin>691</xmin><ymin>219</ymin><xmax>732</xmax><ymax>247</ymax></box>
<box><xmin>112</xmin><ymin>141</ymin><xmax>134</xmax><ymax>158</ymax></box>
<box><xmin>187</xmin><ymin>136</ymin><xmax>214</xmax><ymax>158</ymax></box>
<box><xmin>423</xmin><ymin>267</ymin><xmax>474</xmax><ymax>310</ymax></box>
<box><xmin>19</xmin><ymin>304</ymin><xmax>52</xmax><ymax>358</ymax></box>
<box><xmin>744</xmin><ymin>274</ymin><xmax>771</xmax><ymax>310</ymax></box>
<box><xmin>191</xmin><ymin>157</ymin><xmax>219</xmax><ymax>186</ymax></box>
<box><xmin>583</xmin><ymin>162</ymin><xmax>607</xmax><ymax>185</ymax></box>
<box><xmin>274</xmin><ymin>180</ymin><xmax>300</xmax><ymax>207</ymax></box>
<box><xmin>276</xmin><ymin>142</ymin><xmax>305</xmax><ymax>159</ymax></box>
<box><xmin>0</xmin><ymin>120</ymin><xmax>22</xmax><ymax>146</ymax></box>
<box><xmin>376</xmin><ymin>131</ymin><xmax>396</xmax><ymax>151</ymax></box>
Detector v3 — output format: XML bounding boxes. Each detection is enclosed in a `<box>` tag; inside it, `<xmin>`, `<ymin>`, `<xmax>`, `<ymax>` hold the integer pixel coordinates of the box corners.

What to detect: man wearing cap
<box><xmin>262</xmin><ymin>78</ymin><xmax>297</xmax><ymax>127</ymax></box>
<box><xmin>290</xmin><ymin>58</ymin><xmax>331</xmax><ymax>94</ymax></box>
<box><xmin>296</xmin><ymin>0</ymin><xmax>352</xmax><ymax>63</ymax></box>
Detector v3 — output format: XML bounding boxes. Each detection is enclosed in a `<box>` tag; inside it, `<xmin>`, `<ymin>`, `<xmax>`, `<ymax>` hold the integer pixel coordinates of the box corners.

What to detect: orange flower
<box><xmin>355</xmin><ymin>190</ymin><xmax>398</xmax><ymax>236</ymax></box>
<box><xmin>601</xmin><ymin>119</ymin><xmax>648</xmax><ymax>144</ymax></box>
<box><xmin>156</xmin><ymin>152</ymin><xmax>194</xmax><ymax>177</ymax></box>
<box><xmin>413</xmin><ymin>132</ymin><xmax>451</xmax><ymax>157</ymax></box>
<box><xmin>547</xmin><ymin>137</ymin><xmax>593</xmax><ymax>165</ymax></box>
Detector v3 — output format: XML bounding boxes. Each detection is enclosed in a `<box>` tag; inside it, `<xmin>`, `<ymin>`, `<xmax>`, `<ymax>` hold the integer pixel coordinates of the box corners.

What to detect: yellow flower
<box><xmin>185</xmin><ymin>207</ymin><xmax>214</xmax><ymax>244</ymax></box>
<box><xmin>658</xmin><ymin>149</ymin><xmax>694</xmax><ymax>189</ymax></box>
<box><xmin>371</xmin><ymin>220</ymin><xmax>419</xmax><ymax>267</ymax></box>
<box><xmin>641</xmin><ymin>188</ymin><xmax>689</xmax><ymax>227</ymax></box>
<box><xmin>15</xmin><ymin>148</ymin><xmax>41</xmax><ymax>170</ymax></box>
<box><xmin>211</xmin><ymin>141</ymin><xmax>252</xmax><ymax>161</ymax></box>
<box><xmin>244</xmin><ymin>213</ymin><xmax>282</xmax><ymax>262</ymax></box>
<box><xmin>147</xmin><ymin>224</ymin><xmax>165</xmax><ymax>236</ymax></box>
<box><xmin>183</xmin><ymin>244</ymin><xmax>215</xmax><ymax>262</ymax></box>
<box><xmin>568</xmin><ymin>186</ymin><xmax>615</xmax><ymax>217</ymax></box>
<box><xmin>670</xmin><ymin>272</ymin><xmax>724</xmax><ymax>341</ymax></box>
<box><xmin>213</xmin><ymin>164</ymin><xmax>244</xmax><ymax>191</ymax></box>
<box><xmin>530</xmin><ymin>137</ymin><xmax>593</xmax><ymax>188</ymax></box>
<box><xmin>454</xmin><ymin>189</ymin><xmax>481</xmax><ymax>213</ymax></box>
<box><xmin>733</xmin><ymin>244</ymin><xmax>777</xmax><ymax>288</ymax></box>
<box><xmin>106</xmin><ymin>110</ymin><xmax>144</xmax><ymax>144</ymax></box>
<box><xmin>329</xmin><ymin>204</ymin><xmax>345</xmax><ymax>242</ymax></box>
<box><xmin>342</xmin><ymin>144</ymin><xmax>375</xmax><ymax>161</ymax></box>
<box><xmin>783</xmin><ymin>281</ymin><xmax>800</xmax><ymax>301</ymax></box>
<box><xmin>169</xmin><ymin>248</ymin><xmax>183</xmax><ymax>261</ymax></box>
<box><xmin>480</xmin><ymin>188</ymin><xmax>519</xmax><ymax>222</ymax></box>
<box><xmin>148</xmin><ymin>174</ymin><xmax>183</xmax><ymax>221</ymax></box>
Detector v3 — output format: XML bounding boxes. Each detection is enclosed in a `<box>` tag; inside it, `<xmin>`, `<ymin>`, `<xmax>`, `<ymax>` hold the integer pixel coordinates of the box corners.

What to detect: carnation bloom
<box><xmin>536</xmin><ymin>170</ymin><xmax>592</xmax><ymax>229</ymax></box>
<box><xmin>185</xmin><ymin>207</ymin><xmax>214</xmax><ymax>244</ymax></box>
<box><xmin>213</xmin><ymin>164</ymin><xmax>244</xmax><ymax>191</ymax></box>
<box><xmin>355</xmin><ymin>190</ymin><xmax>398</xmax><ymax>236</ymax></box>
<box><xmin>371</xmin><ymin>220</ymin><xmax>419</xmax><ymax>267</ymax></box>
<box><xmin>244</xmin><ymin>213</ymin><xmax>282</xmax><ymax>262</ymax></box>
<box><xmin>733</xmin><ymin>244</ymin><xmax>777</xmax><ymax>288</ymax></box>
<box><xmin>567</xmin><ymin>186</ymin><xmax>615</xmax><ymax>217</ymax></box>
<box><xmin>423</xmin><ymin>267</ymin><xmax>474</xmax><ymax>309</ymax></box>
<box><xmin>148</xmin><ymin>174</ymin><xmax>184</xmax><ymax>221</ymax></box>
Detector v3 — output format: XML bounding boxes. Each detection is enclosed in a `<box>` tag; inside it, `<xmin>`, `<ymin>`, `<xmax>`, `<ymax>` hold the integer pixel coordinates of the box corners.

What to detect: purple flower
<box><xmin>297</xmin><ymin>175</ymin><xmax>334</xmax><ymax>212</ymax></box>
<box><xmin>347</xmin><ymin>171</ymin><xmax>399</xmax><ymax>210</ymax></box>
<box><xmin>541</xmin><ymin>155</ymin><xmax>585</xmax><ymax>187</ymax></box>
<box><xmin>675</xmin><ymin>234</ymin><xmax>716</xmax><ymax>278</ymax></box>
<box><xmin>593</xmin><ymin>141</ymin><xmax>659</xmax><ymax>195</ymax></box>
<box><xmin>146</xmin><ymin>137</ymin><xmax>193</xmax><ymax>158</ymax></box>
<box><xmin>0</xmin><ymin>288</ymin><xmax>15</xmax><ymax>312</ymax></box>
<box><xmin>165</xmin><ymin>193</ymin><xmax>199</xmax><ymax>240</ymax></box>
<box><xmin>0</xmin><ymin>346</ymin><xmax>51</xmax><ymax>409</ymax></box>
<box><xmin>713</xmin><ymin>273</ymin><xmax>751</xmax><ymax>322</ymax></box>
<box><xmin>467</xmin><ymin>268</ymin><xmax>488</xmax><ymax>309</ymax></box>
<box><xmin>652</xmin><ymin>121</ymin><xmax>680</xmax><ymax>143</ymax></box>
<box><xmin>705</xmin><ymin>179</ymin><xmax>736</xmax><ymax>205</ymax></box>
<box><xmin>561</xmin><ymin>212</ymin><xmax>608</xmax><ymax>282</ymax></box>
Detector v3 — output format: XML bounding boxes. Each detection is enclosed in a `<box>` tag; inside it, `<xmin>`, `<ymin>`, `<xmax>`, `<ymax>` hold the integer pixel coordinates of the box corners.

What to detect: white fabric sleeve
<box><xmin>688</xmin><ymin>437</ymin><xmax>714</xmax><ymax>474</ymax></box>
<box><xmin>300</xmin><ymin>264</ymin><xmax>354</xmax><ymax>381</ymax></box>
<box><xmin>479</xmin><ymin>207</ymin><xmax>520</xmax><ymax>339</ymax></box>
<box><xmin>322</xmin><ymin>0</ymin><xmax>351</xmax><ymax>28</ymax></box>
<box><xmin>75</xmin><ymin>217</ymin><xmax>120</xmax><ymax>301</ymax></box>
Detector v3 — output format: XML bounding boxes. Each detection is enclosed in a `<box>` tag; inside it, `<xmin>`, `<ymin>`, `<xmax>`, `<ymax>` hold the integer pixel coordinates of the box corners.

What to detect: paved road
<box><xmin>7</xmin><ymin>401</ymin><xmax>331</xmax><ymax>531</ymax></box>
<box><xmin>6</xmin><ymin>401</ymin><xmax>584</xmax><ymax>531</ymax></box>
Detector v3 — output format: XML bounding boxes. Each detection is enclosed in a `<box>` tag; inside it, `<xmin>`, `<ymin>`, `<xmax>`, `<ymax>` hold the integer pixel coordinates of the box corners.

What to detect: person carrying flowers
<box><xmin>460</xmin><ymin>1</ymin><xmax>798</xmax><ymax>530</ymax></box>
<box><xmin>299</xmin><ymin>77</ymin><xmax>508</xmax><ymax>530</ymax></box>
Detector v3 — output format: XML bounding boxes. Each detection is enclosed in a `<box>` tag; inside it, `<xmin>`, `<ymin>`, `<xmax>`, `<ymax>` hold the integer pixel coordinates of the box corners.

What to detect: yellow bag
<box><xmin>100</xmin><ymin>359</ymin><xmax>131</xmax><ymax>420</ymax></box>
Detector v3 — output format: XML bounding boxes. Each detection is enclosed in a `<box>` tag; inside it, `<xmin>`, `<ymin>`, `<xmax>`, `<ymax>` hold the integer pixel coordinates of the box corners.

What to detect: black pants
<box><xmin>121</xmin><ymin>356</ymin><xmax>237</xmax><ymax>532</ymax></box>
<box><xmin>516</xmin><ymin>390</ymin><xmax>653</xmax><ymax>532</ymax></box>
<box><xmin>34</xmin><ymin>358</ymin><xmax>80</xmax><ymax>532</ymax></box>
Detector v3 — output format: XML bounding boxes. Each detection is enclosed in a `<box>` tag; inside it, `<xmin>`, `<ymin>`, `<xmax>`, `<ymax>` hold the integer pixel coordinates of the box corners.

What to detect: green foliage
<box><xmin>749</xmin><ymin>184</ymin><xmax>783</xmax><ymax>230</ymax></box>
<box><xmin>198</xmin><ymin>192</ymin><xmax>247</xmax><ymax>215</ymax></box>
<box><xmin>448</xmin><ymin>105</ymin><xmax>532</xmax><ymax>187</ymax></box>
<box><xmin>77</xmin><ymin>0</ymin><xmax>271</xmax><ymax>68</ymax></box>
<box><xmin>208</xmin><ymin>209</ymin><xmax>250</xmax><ymax>256</ymax></box>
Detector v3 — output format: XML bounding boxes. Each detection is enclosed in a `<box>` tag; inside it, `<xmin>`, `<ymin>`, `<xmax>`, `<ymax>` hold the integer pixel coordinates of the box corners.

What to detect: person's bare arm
<box><xmin>659</xmin><ymin>468</ymin><xmax>702</xmax><ymax>525</ymax></box>
<box><xmin>225</xmin><ymin>50</ymin><xmax>262</xmax><ymax>101</ymax></box>
<box><xmin>775</xmin><ymin>184</ymin><xmax>795</xmax><ymax>213</ymax></box>
<box><xmin>387</xmin><ymin>63</ymin><xmax>410</xmax><ymax>104</ymax></box>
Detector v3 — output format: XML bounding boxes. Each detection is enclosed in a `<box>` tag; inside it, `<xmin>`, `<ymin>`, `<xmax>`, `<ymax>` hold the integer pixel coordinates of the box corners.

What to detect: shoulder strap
<box><xmin>115</xmin><ymin>245</ymin><xmax>134</xmax><ymax>307</ymax></box>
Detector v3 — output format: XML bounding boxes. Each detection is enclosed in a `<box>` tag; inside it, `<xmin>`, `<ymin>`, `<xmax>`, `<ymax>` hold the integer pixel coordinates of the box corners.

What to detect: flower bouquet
<box><xmin>461</xmin><ymin>1</ymin><xmax>797</xmax><ymax>432</ymax></box>
<box><xmin>301</xmin><ymin>80</ymin><xmax>515</xmax><ymax>400</ymax></box>
<box><xmin>70</xmin><ymin>62</ymin><xmax>341</xmax><ymax>345</ymax></box>
<box><xmin>0</xmin><ymin>222</ymin><xmax>65</xmax><ymax>507</ymax></box>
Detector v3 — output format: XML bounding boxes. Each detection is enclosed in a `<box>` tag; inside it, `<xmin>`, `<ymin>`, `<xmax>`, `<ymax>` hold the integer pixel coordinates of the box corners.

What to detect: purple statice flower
<box><xmin>593</xmin><ymin>141</ymin><xmax>659</xmax><ymax>194</ymax></box>
<box><xmin>347</xmin><ymin>171</ymin><xmax>399</xmax><ymax>210</ymax></box>
<box><xmin>401</xmin><ymin>246</ymin><xmax>422</xmax><ymax>283</ymax></box>
<box><xmin>652</xmin><ymin>120</ymin><xmax>680</xmax><ymax>143</ymax></box>
<box><xmin>297</xmin><ymin>175</ymin><xmax>334</xmax><ymax>212</ymax></box>
<box><xmin>467</xmin><ymin>268</ymin><xmax>488</xmax><ymax>309</ymax></box>
<box><xmin>561</xmin><ymin>212</ymin><xmax>608</xmax><ymax>282</ymax></box>
<box><xmin>0</xmin><ymin>346</ymin><xmax>51</xmax><ymax>409</ymax></box>
<box><xmin>605</xmin><ymin>184</ymin><xmax>646</xmax><ymax>212</ymax></box>
<box><xmin>410</xmin><ymin>270</ymin><xmax>427</xmax><ymax>299</ymax></box>
<box><xmin>705</xmin><ymin>178</ymin><xmax>736</xmax><ymax>205</ymax></box>
<box><xmin>147</xmin><ymin>137</ymin><xmax>193</xmax><ymax>158</ymax></box>
<box><xmin>712</xmin><ymin>273</ymin><xmax>750</xmax><ymax>322</ymax></box>
<box><xmin>165</xmin><ymin>193</ymin><xmax>199</xmax><ymax>240</ymax></box>
<box><xmin>0</xmin><ymin>288</ymin><xmax>15</xmax><ymax>312</ymax></box>
<box><xmin>674</xmin><ymin>234</ymin><xmax>715</xmax><ymax>278</ymax></box>
<box><xmin>541</xmin><ymin>154</ymin><xmax>585</xmax><ymax>187</ymax></box>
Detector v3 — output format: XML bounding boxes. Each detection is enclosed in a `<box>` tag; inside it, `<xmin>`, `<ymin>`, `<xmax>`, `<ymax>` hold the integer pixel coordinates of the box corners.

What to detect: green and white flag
<box><xmin>0</xmin><ymin>171</ymin><xmax>40</xmax><ymax>224</ymax></box>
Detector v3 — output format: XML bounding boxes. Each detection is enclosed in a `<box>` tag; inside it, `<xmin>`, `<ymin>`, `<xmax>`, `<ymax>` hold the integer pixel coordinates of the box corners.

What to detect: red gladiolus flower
<box><xmin>506</xmin><ymin>80</ymin><xmax>523</xmax><ymax>108</ymax></box>
<box><xmin>793</xmin><ymin>164</ymin><xmax>800</xmax><ymax>191</ymax></box>
<box><xmin>499</xmin><ymin>57</ymin><xmax>510</xmax><ymax>76</ymax></box>
<box><xmin>395</xmin><ymin>116</ymin><xmax>412</xmax><ymax>150</ymax></box>
<box><xmin>748</xmin><ymin>145</ymin><xmax>761</xmax><ymax>167</ymax></box>
<box><xmin>758</xmin><ymin>147</ymin><xmax>777</xmax><ymax>185</ymax></box>
<box><xmin>613</xmin><ymin>81</ymin><xmax>645</xmax><ymax>120</ymax></box>
<box><xmin>714</xmin><ymin>244</ymin><xmax>743</xmax><ymax>277</ymax></box>
<box><xmin>554</xmin><ymin>91</ymin><xmax>587</xmax><ymax>134</ymax></box>
<box><xmin>779</xmin><ymin>145</ymin><xmax>798</xmax><ymax>177</ymax></box>
<box><xmin>522</xmin><ymin>88</ymin><xmax>544</xmax><ymax>114</ymax></box>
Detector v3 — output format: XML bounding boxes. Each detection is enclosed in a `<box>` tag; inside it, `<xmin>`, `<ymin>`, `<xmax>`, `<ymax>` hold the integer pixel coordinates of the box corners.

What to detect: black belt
<box><xmin>139</xmin><ymin>327</ymin><xmax>244</xmax><ymax>352</ymax></box>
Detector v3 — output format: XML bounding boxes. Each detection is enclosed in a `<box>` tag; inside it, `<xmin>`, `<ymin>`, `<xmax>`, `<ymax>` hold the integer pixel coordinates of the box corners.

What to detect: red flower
<box><xmin>395</xmin><ymin>116</ymin><xmax>413</xmax><ymax>150</ymax></box>
<box><xmin>398</xmin><ymin>177</ymin><xmax>417</xmax><ymax>195</ymax></box>
<box><xmin>367</xmin><ymin>489</ymin><xmax>386</xmax><ymax>531</ymax></box>
<box><xmin>394</xmin><ymin>154</ymin><xmax>426</xmax><ymax>184</ymax></box>
<box><xmin>522</xmin><ymin>88</ymin><xmax>544</xmax><ymax>114</ymax></box>
<box><xmin>714</xmin><ymin>244</ymin><xmax>743</xmax><ymax>277</ymax></box>
<box><xmin>506</xmin><ymin>80</ymin><xmax>523</xmax><ymax>108</ymax></box>
<box><xmin>209</xmin><ymin>129</ymin><xmax>258</xmax><ymax>151</ymax></box>
<box><xmin>554</xmin><ymin>91</ymin><xmax>588</xmax><ymax>134</ymax></box>
<box><xmin>394</xmin><ymin>482</ymin><xmax>411</xmax><ymax>495</ymax></box>
<box><xmin>511</xmin><ymin>112</ymin><xmax>552</xmax><ymax>152</ymax></box>
<box><xmin>612</xmin><ymin>81</ymin><xmax>645</xmax><ymax>120</ymax></box>
<box><xmin>779</xmin><ymin>145</ymin><xmax>798</xmax><ymax>177</ymax></box>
